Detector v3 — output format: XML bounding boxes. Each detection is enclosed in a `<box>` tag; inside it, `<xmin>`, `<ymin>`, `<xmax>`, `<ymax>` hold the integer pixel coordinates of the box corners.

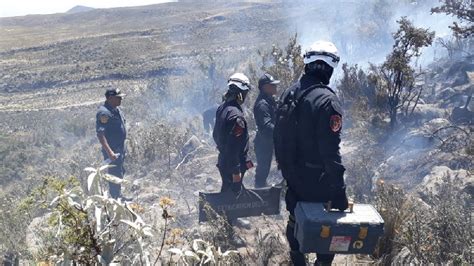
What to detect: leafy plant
<box><xmin>27</xmin><ymin>166</ymin><xmax>153</xmax><ymax>264</ymax></box>
<box><xmin>168</xmin><ymin>239</ymin><xmax>238</xmax><ymax>265</ymax></box>
<box><xmin>431</xmin><ymin>0</ymin><xmax>474</xmax><ymax>38</ymax></box>
<box><xmin>248</xmin><ymin>33</ymin><xmax>304</xmax><ymax>94</ymax></box>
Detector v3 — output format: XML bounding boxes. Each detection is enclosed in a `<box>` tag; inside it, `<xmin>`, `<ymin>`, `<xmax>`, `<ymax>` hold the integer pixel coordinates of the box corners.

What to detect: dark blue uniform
<box><xmin>253</xmin><ymin>93</ymin><xmax>276</xmax><ymax>187</ymax></box>
<box><xmin>213</xmin><ymin>100</ymin><xmax>249</xmax><ymax>192</ymax></box>
<box><xmin>96</xmin><ymin>102</ymin><xmax>127</xmax><ymax>199</ymax></box>
<box><xmin>280</xmin><ymin>74</ymin><xmax>346</xmax><ymax>265</ymax></box>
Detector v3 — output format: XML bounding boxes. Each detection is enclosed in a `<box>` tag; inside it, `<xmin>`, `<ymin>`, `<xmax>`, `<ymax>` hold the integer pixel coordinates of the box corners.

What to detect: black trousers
<box><xmin>285</xmin><ymin>185</ymin><xmax>335</xmax><ymax>265</ymax></box>
<box><xmin>254</xmin><ymin>134</ymin><xmax>273</xmax><ymax>188</ymax></box>
<box><xmin>217</xmin><ymin>166</ymin><xmax>245</xmax><ymax>225</ymax></box>
<box><xmin>217</xmin><ymin>166</ymin><xmax>244</xmax><ymax>193</ymax></box>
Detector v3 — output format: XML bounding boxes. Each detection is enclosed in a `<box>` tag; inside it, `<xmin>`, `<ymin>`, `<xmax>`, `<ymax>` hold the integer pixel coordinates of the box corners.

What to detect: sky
<box><xmin>0</xmin><ymin>0</ymin><xmax>175</xmax><ymax>17</ymax></box>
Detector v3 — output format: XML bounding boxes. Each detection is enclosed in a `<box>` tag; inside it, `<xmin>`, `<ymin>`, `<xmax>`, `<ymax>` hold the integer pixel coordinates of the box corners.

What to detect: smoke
<box><xmin>282</xmin><ymin>0</ymin><xmax>456</xmax><ymax>75</ymax></box>
<box><xmin>127</xmin><ymin>0</ymin><xmax>458</xmax><ymax>122</ymax></box>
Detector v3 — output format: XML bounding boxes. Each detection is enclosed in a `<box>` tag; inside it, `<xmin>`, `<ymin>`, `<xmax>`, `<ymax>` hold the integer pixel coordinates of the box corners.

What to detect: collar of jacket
<box><xmin>257</xmin><ymin>92</ymin><xmax>276</xmax><ymax>105</ymax></box>
<box><xmin>104</xmin><ymin>101</ymin><xmax>119</xmax><ymax>113</ymax></box>
<box><xmin>224</xmin><ymin>99</ymin><xmax>243</xmax><ymax>111</ymax></box>
<box><xmin>300</xmin><ymin>74</ymin><xmax>326</xmax><ymax>90</ymax></box>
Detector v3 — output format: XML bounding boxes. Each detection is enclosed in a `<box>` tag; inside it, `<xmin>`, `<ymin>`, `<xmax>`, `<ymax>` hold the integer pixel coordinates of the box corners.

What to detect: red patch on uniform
<box><xmin>233</xmin><ymin>124</ymin><xmax>244</xmax><ymax>137</ymax></box>
<box><xmin>330</xmin><ymin>115</ymin><xmax>342</xmax><ymax>132</ymax></box>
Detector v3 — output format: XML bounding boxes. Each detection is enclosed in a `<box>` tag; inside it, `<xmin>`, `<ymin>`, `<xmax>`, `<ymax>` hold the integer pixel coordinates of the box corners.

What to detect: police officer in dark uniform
<box><xmin>213</xmin><ymin>73</ymin><xmax>253</xmax><ymax>195</ymax></box>
<box><xmin>253</xmin><ymin>73</ymin><xmax>279</xmax><ymax>188</ymax></box>
<box><xmin>96</xmin><ymin>88</ymin><xmax>127</xmax><ymax>199</ymax></box>
<box><xmin>276</xmin><ymin>41</ymin><xmax>348</xmax><ymax>265</ymax></box>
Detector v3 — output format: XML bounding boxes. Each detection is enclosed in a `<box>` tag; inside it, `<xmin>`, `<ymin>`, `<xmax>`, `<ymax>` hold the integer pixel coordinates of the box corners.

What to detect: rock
<box><xmin>392</xmin><ymin>247</ymin><xmax>419</xmax><ymax>265</ymax></box>
<box><xmin>402</xmin><ymin>118</ymin><xmax>449</xmax><ymax>149</ymax></box>
<box><xmin>195</xmin><ymin>173</ymin><xmax>207</xmax><ymax>179</ymax></box>
<box><xmin>424</xmin><ymin>118</ymin><xmax>451</xmax><ymax>129</ymax></box>
<box><xmin>26</xmin><ymin>214</ymin><xmax>51</xmax><ymax>256</ymax></box>
<box><xmin>205</xmin><ymin>185</ymin><xmax>215</xmax><ymax>191</ymax></box>
<box><xmin>138</xmin><ymin>193</ymin><xmax>160</xmax><ymax>204</ymax></box>
<box><xmin>444</xmin><ymin>60</ymin><xmax>474</xmax><ymax>87</ymax></box>
<box><xmin>181</xmin><ymin>135</ymin><xmax>202</xmax><ymax>156</ymax></box>
<box><xmin>417</xmin><ymin>166</ymin><xmax>472</xmax><ymax>197</ymax></box>
<box><xmin>411</xmin><ymin>103</ymin><xmax>445</xmax><ymax>122</ymax></box>
<box><xmin>437</xmin><ymin>87</ymin><xmax>455</xmax><ymax>101</ymax></box>
<box><xmin>451</xmin><ymin>106</ymin><xmax>473</xmax><ymax>124</ymax></box>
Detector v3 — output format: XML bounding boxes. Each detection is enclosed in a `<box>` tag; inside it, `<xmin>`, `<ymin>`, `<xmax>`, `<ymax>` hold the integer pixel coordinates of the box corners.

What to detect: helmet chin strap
<box><xmin>237</xmin><ymin>93</ymin><xmax>243</xmax><ymax>104</ymax></box>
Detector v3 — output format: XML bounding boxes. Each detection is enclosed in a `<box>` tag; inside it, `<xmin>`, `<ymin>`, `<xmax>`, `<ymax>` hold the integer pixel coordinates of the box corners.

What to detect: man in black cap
<box><xmin>96</xmin><ymin>88</ymin><xmax>127</xmax><ymax>199</ymax></box>
<box><xmin>253</xmin><ymin>73</ymin><xmax>280</xmax><ymax>188</ymax></box>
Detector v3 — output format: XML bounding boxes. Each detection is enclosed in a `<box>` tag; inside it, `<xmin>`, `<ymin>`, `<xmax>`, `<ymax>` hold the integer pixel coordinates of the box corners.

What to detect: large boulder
<box><xmin>417</xmin><ymin>165</ymin><xmax>471</xmax><ymax>198</ymax></box>
<box><xmin>451</xmin><ymin>106</ymin><xmax>473</xmax><ymax>124</ymax></box>
<box><xmin>181</xmin><ymin>135</ymin><xmax>202</xmax><ymax>157</ymax></box>
<box><xmin>443</xmin><ymin>59</ymin><xmax>474</xmax><ymax>87</ymax></box>
<box><xmin>410</xmin><ymin>103</ymin><xmax>446</xmax><ymax>122</ymax></box>
<box><xmin>403</xmin><ymin>118</ymin><xmax>450</xmax><ymax>148</ymax></box>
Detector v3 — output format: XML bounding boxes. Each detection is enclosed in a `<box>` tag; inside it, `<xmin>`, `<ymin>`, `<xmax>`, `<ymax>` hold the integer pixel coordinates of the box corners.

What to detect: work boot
<box><xmin>229</xmin><ymin>234</ymin><xmax>246</xmax><ymax>247</ymax></box>
<box><xmin>314</xmin><ymin>253</ymin><xmax>334</xmax><ymax>265</ymax></box>
<box><xmin>314</xmin><ymin>260</ymin><xmax>332</xmax><ymax>266</ymax></box>
<box><xmin>120</xmin><ymin>195</ymin><xmax>133</xmax><ymax>202</ymax></box>
<box><xmin>290</xmin><ymin>250</ymin><xmax>306</xmax><ymax>266</ymax></box>
<box><xmin>233</xmin><ymin>218</ymin><xmax>251</xmax><ymax>229</ymax></box>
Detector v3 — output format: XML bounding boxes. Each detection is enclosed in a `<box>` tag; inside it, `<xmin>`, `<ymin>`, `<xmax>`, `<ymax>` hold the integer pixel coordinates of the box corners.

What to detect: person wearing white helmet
<box><xmin>212</xmin><ymin>73</ymin><xmax>254</xmax><ymax>236</ymax></box>
<box><xmin>274</xmin><ymin>41</ymin><xmax>348</xmax><ymax>265</ymax></box>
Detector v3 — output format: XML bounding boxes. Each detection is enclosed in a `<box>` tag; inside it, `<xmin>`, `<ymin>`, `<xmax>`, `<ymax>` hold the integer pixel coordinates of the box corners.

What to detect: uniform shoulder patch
<box><xmin>330</xmin><ymin>114</ymin><xmax>342</xmax><ymax>133</ymax></box>
<box><xmin>100</xmin><ymin>114</ymin><xmax>109</xmax><ymax>124</ymax></box>
<box><xmin>232</xmin><ymin>117</ymin><xmax>246</xmax><ymax>137</ymax></box>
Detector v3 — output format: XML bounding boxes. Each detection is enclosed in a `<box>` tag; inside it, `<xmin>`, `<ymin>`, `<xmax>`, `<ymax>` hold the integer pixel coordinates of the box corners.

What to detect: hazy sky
<box><xmin>0</xmin><ymin>0</ymin><xmax>174</xmax><ymax>17</ymax></box>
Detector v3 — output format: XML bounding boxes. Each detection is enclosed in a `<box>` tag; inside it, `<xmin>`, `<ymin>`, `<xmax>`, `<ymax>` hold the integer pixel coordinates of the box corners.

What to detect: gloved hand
<box><xmin>331</xmin><ymin>186</ymin><xmax>348</xmax><ymax>211</ymax></box>
<box><xmin>240</xmin><ymin>160</ymin><xmax>254</xmax><ymax>172</ymax></box>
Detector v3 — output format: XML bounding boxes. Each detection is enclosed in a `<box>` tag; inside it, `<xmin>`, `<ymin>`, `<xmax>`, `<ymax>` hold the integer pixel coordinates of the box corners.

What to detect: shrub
<box><xmin>25</xmin><ymin>166</ymin><xmax>153</xmax><ymax>264</ymax></box>
<box><xmin>370</xmin><ymin>17</ymin><xmax>435</xmax><ymax>129</ymax></box>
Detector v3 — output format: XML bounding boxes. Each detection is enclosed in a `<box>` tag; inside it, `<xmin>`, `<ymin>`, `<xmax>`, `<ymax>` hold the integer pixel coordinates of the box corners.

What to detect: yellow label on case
<box><xmin>320</xmin><ymin>225</ymin><xmax>331</xmax><ymax>238</ymax></box>
<box><xmin>359</xmin><ymin>226</ymin><xmax>368</xmax><ymax>239</ymax></box>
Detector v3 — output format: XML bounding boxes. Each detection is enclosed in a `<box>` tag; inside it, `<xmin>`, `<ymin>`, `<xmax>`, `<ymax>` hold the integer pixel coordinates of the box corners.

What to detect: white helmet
<box><xmin>227</xmin><ymin>73</ymin><xmax>251</xmax><ymax>91</ymax></box>
<box><xmin>303</xmin><ymin>41</ymin><xmax>340</xmax><ymax>69</ymax></box>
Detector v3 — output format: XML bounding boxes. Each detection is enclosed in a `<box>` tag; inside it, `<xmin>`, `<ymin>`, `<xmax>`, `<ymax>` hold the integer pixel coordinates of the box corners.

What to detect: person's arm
<box><xmin>97</xmin><ymin>133</ymin><xmax>118</xmax><ymax>161</ymax></box>
<box><xmin>224</xmin><ymin>116</ymin><xmax>246</xmax><ymax>182</ymax></box>
<box><xmin>255</xmin><ymin>101</ymin><xmax>274</xmax><ymax>137</ymax></box>
<box><xmin>96</xmin><ymin>112</ymin><xmax>118</xmax><ymax>161</ymax></box>
<box><xmin>229</xmin><ymin>117</ymin><xmax>245</xmax><ymax>173</ymax></box>
<box><xmin>316</xmin><ymin>97</ymin><xmax>347</xmax><ymax>210</ymax></box>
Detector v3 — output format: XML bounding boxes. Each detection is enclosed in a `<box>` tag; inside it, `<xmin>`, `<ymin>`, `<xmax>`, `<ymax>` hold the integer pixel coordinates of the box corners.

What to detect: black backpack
<box><xmin>273</xmin><ymin>83</ymin><xmax>329</xmax><ymax>177</ymax></box>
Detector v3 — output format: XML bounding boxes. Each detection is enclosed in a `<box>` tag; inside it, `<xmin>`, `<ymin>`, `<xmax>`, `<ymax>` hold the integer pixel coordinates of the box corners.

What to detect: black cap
<box><xmin>105</xmin><ymin>88</ymin><xmax>126</xmax><ymax>98</ymax></box>
<box><xmin>258</xmin><ymin>73</ymin><xmax>280</xmax><ymax>89</ymax></box>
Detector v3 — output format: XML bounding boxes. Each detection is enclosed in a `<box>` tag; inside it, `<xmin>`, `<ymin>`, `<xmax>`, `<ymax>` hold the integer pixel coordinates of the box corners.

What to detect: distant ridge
<box><xmin>66</xmin><ymin>5</ymin><xmax>95</xmax><ymax>14</ymax></box>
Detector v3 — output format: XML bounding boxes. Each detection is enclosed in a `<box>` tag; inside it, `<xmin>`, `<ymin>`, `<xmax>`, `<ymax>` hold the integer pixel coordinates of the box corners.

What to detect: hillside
<box><xmin>66</xmin><ymin>5</ymin><xmax>95</xmax><ymax>14</ymax></box>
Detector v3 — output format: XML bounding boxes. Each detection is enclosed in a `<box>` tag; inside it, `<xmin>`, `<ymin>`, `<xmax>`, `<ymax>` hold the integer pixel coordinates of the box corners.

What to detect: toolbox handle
<box><xmin>326</xmin><ymin>201</ymin><xmax>354</xmax><ymax>213</ymax></box>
